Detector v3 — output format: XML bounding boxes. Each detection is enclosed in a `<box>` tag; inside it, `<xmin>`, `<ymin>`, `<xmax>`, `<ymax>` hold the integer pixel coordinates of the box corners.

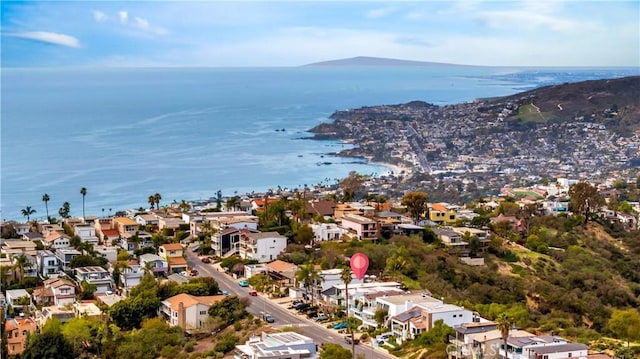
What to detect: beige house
<box><xmin>160</xmin><ymin>293</ymin><xmax>225</xmax><ymax>331</ymax></box>
<box><xmin>5</xmin><ymin>317</ymin><xmax>37</xmax><ymax>356</ymax></box>
<box><xmin>33</xmin><ymin>277</ymin><xmax>77</xmax><ymax>306</ymax></box>
<box><xmin>159</xmin><ymin>243</ymin><xmax>187</xmax><ymax>274</ymax></box>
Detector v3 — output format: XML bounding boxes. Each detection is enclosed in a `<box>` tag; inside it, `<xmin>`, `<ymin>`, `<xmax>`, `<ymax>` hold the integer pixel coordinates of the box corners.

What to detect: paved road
<box><xmin>184</xmin><ymin>250</ymin><xmax>395</xmax><ymax>359</ymax></box>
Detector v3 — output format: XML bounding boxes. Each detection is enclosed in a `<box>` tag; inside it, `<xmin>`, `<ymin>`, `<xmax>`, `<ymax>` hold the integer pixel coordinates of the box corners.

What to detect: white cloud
<box><xmin>133</xmin><ymin>16</ymin><xmax>168</xmax><ymax>36</ymax></box>
<box><xmin>11</xmin><ymin>31</ymin><xmax>81</xmax><ymax>48</ymax></box>
<box><xmin>119</xmin><ymin>11</ymin><xmax>128</xmax><ymax>24</ymax></box>
<box><xmin>93</xmin><ymin>10</ymin><xmax>108</xmax><ymax>23</ymax></box>
<box><xmin>365</xmin><ymin>7</ymin><xmax>396</xmax><ymax>19</ymax></box>
<box><xmin>475</xmin><ymin>9</ymin><xmax>586</xmax><ymax>32</ymax></box>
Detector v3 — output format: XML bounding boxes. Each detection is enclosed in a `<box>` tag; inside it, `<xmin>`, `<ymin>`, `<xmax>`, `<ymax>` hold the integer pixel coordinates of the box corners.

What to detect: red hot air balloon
<box><xmin>350</xmin><ymin>252</ymin><xmax>369</xmax><ymax>280</ymax></box>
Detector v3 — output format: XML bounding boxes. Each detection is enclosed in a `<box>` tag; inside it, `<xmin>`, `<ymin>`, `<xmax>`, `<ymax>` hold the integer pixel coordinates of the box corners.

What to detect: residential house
<box><xmin>75</xmin><ymin>266</ymin><xmax>113</xmax><ymax>294</ymax></box>
<box><xmin>99</xmin><ymin>228</ymin><xmax>120</xmax><ymax>246</ymax></box>
<box><xmin>116</xmin><ymin>260</ymin><xmax>144</xmax><ymax>289</ymax></box>
<box><xmin>159</xmin><ymin>293</ymin><xmax>225</xmax><ymax>331</ymax></box>
<box><xmin>451</xmin><ymin>227</ymin><xmax>490</xmax><ymax>253</ymax></box>
<box><xmin>159</xmin><ymin>243</ymin><xmax>188</xmax><ymax>274</ymax></box>
<box><xmin>238</xmin><ymin>231</ymin><xmax>287</xmax><ymax>263</ymax></box>
<box><xmin>120</xmin><ymin>231</ymin><xmax>153</xmax><ymax>253</ymax></box>
<box><xmin>112</xmin><ymin>217</ymin><xmax>139</xmax><ymax>236</ymax></box>
<box><xmin>450</xmin><ymin>324</ymin><xmax>534</xmax><ymax>359</ymax></box>
<box><xmin>1</xmin><ymin>240</ymin><xmax>38</xmax><ymax>257</ymax></box>
<box><xmin>22</xmin><ymin>232</ymin><xmax>44</xmax><ymax>242</ymax></box>
<box><xmin>39</xmin><ymin>223</ymin><xmax>65</xmax><ymax>237</ymax></box>
<box><xmin>73</xmin><ymin>300</ymin><xmax>103</xmax><ymax>319</ymax></box>
<box><xmin>157</xmin><ymin>215</ymin><xmax>185</xmax><ymax>233</ymax></box>
<box><xmin>340</xmin><ymin>214</ymin><xmax>378</xmax><ymax>240</ymax></box>
<box><xmin>318</xmin><ymin>281</ymin><xmax>403</xmax><ymax>315</ymax></box>
<box><xmin>499</xmin><ymin>335</ymin><xmax>588</xmax><ymax>359</ymax></box>
<box><xmin>35</xmin><ymin>305</ymin><xmax>75</xmax><ymax>327</ymax></box>
<box><xmin>134</xmin><ymin>213</ymin><xmax>159</xmax><ymax>227</ymax></box>
<box><xmin>5</xmin><ymin>317</ymin><xmax>37</xmax><ymax>356</ymax></box>
<box><xmin>211</xmin><ymin>227</ymin><xmax>242</xmax><ymax>258</ymax></box>
<box><xmin>36</xmin><ymin>250</ymin><xmax>60</xmax><ymax>278</ymax></box>
<box><xmin>94</xmin><ymin>246</ymin><xmax>119</xmax><ymax>263</ymax></box>
<box><xmin>429</xmin><ymin>203</ymin><xmax>458</xmax><ymax>225</ymax></box>
<box><xmin>74</xmin><ymin>223</ymin><xmax>100</xmax><ymax>245</ymax></box>
<box><xmin>433</xmin><ymin>228</ymin><xmax>469</xmax><ymax>252</ymax></box>
<box><xmin>55</xmin><ymin>248</ymin><xmax>82</xmax><ymax>272</ymax></box>
<box><xmin>310</xmin><ymin>222</ymin><xmax>348</xmax><ymax>242</ymax></box>
<box><xmin>250</xmin><ymin>197</ymin><xmax>280</xmax><ymax>212</ymax></box>
<box><xmin>234</xmin><ymin>332</ymin><xmax>318</xmax><ymax>359</ymax></box>
<box><xmin>390</xmin><ymin>300</ymin><xmax>477</xmax><ymax>342</ymax></box>
<box><xmin>5</xmin><ymin>289</ymin><xmax>32</xmax><ymax>308</ymax></box>
<box><xmin>244</xmin><ymin>263</ymin><xmax>268</xmax><ymax>279</ymax></box>
<box><xmin>43</xmin><ymin>232</ymin><xmax>72</xmax><ymax>250</ymax></box>
<box><xmin>396</xmin><ymin>223</ymin><xmax>425</xmax><ymax>237</ymax></box>
<box><xmin>266</xmin><ymin>260</ymin><xmax>298</xmax><ymax>286</ymax></box>
<box><xmin>139</xmin><ymin>253</ymin><xmax>169</xmax><ymax>277</ymax></box>
<box><xmin>305</xmin><ymin>200</ymin><xmax>337</xmax><ymax>219</ymax></box>
<box><xmin>12</xmin><ymin>254</ymin><xmax>38</xmax><ymax>279</ymax></box>
<box><xmin>33</xmin><ymin>277</ymin><xmax>76</xmax><ymax>306</ymax></box>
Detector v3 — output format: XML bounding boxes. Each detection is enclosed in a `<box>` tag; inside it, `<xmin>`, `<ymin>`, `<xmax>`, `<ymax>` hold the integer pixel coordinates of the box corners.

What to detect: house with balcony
<box><xmin>449</xmin><ymin>324</ymin><xmax>534</xmax><ymax>359</ymax></box>
<box><xmin>139</xmin><ymin>253</ymin><xmax>168</xmax><ymax>277</ymax></box>
<box><xmin>310</xmin><ymin>222</ymin><xmax>348</xmax><ymax>242</ymax></box>
<box><xmin>55</xmin><ymin>248</ymin><xmax>82</xmax><ymax>271</ymax></box>
<box><xmin>340</xmin><ymin>214</ymin><xmax>378</xmax><ymax>240</ymax></box>
<box><xmin>75</xmin><ymin>266</ymin><xmax>113</xmax><ymax>294</ymax></box>
<box><xmin>36</xmin><ymin>250</ymin><xmax>60</xmax><ymax>278</ymax></box>
<box><xmin>234</xmin><ymin>332</ymin><xmax>318</xmax><ymax>359</ymax></box>
<box><xmin>451</xmin><ymin>227</ymin><xmax>490</xmax><ymax>253</ymax></box>
<box><xmin>159</xmin><ymin>293</ymin><xmax>225</xmax><ymax>332</ymax></box>
<box><xmin>429</xmin><ymin>203</ymin><xmax>458</xmax><ymax>225</ymax></box>
<box><xmin>211</xmin><ymin>227</ymin><xmax>243</xmax><ymax>258</ymax></box>
<box><xmin>12</xmin><ymin>254</ymin><xmax>38</xmax><ymax>279</ymax></box>
<box><xmin>265</xmin><ymin>260</ymin><xmax>298</xmax><ymax>286</ymax></box>
<box><xmin>5</xmin><ymin>289</ymin><xmax>32</xmax><ymax>308</ymax></box>
<box><xmin>134</xmin><ymin>213</ymin><xmax>159</xmax><ymax>227</ymax></box>
<box><xmin>157</xmin><ymin>215</ymin><xmax>186</xmax><ymax>233</ymax></box>
<box><xmin>5</xmin><ymin>317</ymin><xmax>37</xmax><ymax>356</ymax></box>
<box><xmin>44</xmin><ymin>232</ymin><xmax>72</xmax><ymax>250</ymax></box>
<box><xmin>120</xmin><ymin>231</ymin><xmax>153</xmax><ymax>253</ymax></box>
<box><xmin>1</xmin><ymin>240</ymin><xmax>38</xmax><ymax>257</ymax></box>
<box><xmin>33</xmin><ymin>277</ymin><xmax>77</xmax><ymax>306</ymax></box>
<box><xmin>238</xmin><ymin>231</ymin><xmax>287</xmax><ymax>263</ymax></box>
<box><xmin>117</xmin><ymin>260</ymin><xmax>144</xmax><ymax>289</ymax></box>
<box><xmin>159</xmin><ymin>243</ymin><xmax>188</xmax><ymax>274</ymax></box>
<box><xmin>433</xmin><ymin>228</ymin><xmax>469</xmax><ymax>252</ymax></box>
<box><xmin>319</xmin><ymin>281</ymin><xmax>403</xmax><ymax>317</ymax></box>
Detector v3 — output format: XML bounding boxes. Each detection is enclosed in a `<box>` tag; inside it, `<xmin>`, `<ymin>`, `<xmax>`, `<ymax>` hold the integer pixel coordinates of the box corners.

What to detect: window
<box><xmin>200</xmin><ymin>310</ymin><xmax>207</xmax><ymax>315</ymax></box>
<box><xmin>22</xmin><ymin>330</ymin><xmax>28</xmax><ymax>336</ymax></box>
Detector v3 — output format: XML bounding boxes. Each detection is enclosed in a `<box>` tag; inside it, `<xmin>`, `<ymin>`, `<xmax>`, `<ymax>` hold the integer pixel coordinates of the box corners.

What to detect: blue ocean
<box><xmin>2</xmin><ymin>66</ymin><xmax>638</xmax><ymax>221</ymax></box>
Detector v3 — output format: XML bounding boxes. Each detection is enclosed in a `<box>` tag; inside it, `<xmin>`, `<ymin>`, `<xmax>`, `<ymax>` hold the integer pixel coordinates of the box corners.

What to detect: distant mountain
<box><xmin>303</xmin><ymin>56</ymin><xmax>473</xmax><ymax>67</ymax></box>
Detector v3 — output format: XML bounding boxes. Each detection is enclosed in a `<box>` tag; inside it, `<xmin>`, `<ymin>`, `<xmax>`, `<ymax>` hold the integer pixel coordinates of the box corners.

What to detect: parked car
<box><xmin>314</xmin><ymin>313</ymin><xmax>329</xmax><ymax>322</ymax></box>
<box><xmin>344</xmin><ymin>335</ymin><xmax>360</xmax><ymax>345</ymax></box>
<box><xmin>306</xmin><ymin>311</ymin><xmax>318</xmax><ymax>319</ymax></box>
<box><xmin>288</xmin><ymin>300</ymin><xmax>303</xmax><ymax>309</ymax></box>
<box><xmin>249</xmin><ymin>290</ymin><xmax>258</xmax><ymax>296</ymax></box>
<box><xmin>190</xmin><ymin>269</ymin><xmax>199</xmax><ymax>276</ymax></box>
<box><xmin>201</xmin><ymin>257</ymin><xmax>211</xmax><ymax>263</ymax></box>
<box><xmin>333</xmin><ymin>321</ymin><xmax>347</xmax><ymax>330</ymax></box>
<box><xmin>220</xmin><ymin>290</ymin><xmax>229</xmax><ymax>296</ymax></box>
<box><xmin>238</xmin><ymin>280</ymin><xmax>249</xmax><ymax>287</ymax></box>
<box><xmin>293</xmin><ymin>303</ymin><xmax>311</xmax><ymax>311</ymax></box>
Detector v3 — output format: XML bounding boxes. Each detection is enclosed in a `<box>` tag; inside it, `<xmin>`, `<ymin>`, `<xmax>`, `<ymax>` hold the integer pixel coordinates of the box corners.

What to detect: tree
<box><xmin>496</xmin><ymin>313</ymin><xmax>513</xmax><ymax>359</ymax></box>
<box><xmin>568</xmin><ymin>182</ymin><xmax>604</xmax><ymax>223</ymax></box>
<box><xmin>61</xmin><ymin>317</ymin><xmax>93</xmax><ymax>356</ymax></box>
<box><xmin>153</xmin><ymin>193</ymin><xmax>162</xmax><ymax>210</ymax></box>
<box><xmin>178</xmin><ymin>199</ymin><xmax>191</xmax><ymax>213</ymax></box>
<box><xmin>207</xmin><ymin>296</ymin><xmax>249</xmax><ymax>325</ymax></box>
<box><xmin>320</xmin><ymin>343</ymin><xmax>352</xmax><ymax>359</ymax></box>
<box><xmin>346</xmin><ymin>316</ymin><xmax>362</xmax><ymax>359</ymax></box>
<box><xmin>226</xmin><ymin>196</ymin><xmax>240</xmax><ymax>211</ymax></box>
<box><xmin>148</xmin><ymin>195</ymin><xmax>156</xmax><ymax>210</ymax></box>
<box><xmin>59</xmin><ymin>202</ymin><xmax>71</xmax><ymax>219</ymax></box>
<box><xmin>295</xmin><ymin>262</ymin><xmax>322</xmax><ymax>304</ymax></box>
<box><xmin>402</xmin><ymin>191</ymin><xmax>429</xmax><ymax>224</ymax></box>
<box><xmin>608</xmin><ymin>308</ymin><xmax>640</xmax><ymax>348</ymax></box>
<box><xmin>340</xmin><ymin>266</ymin><xmax>353</xmax><ymax>318</ymax></box>
<box><xmin>294</xmin><ymin>224</ymin><xmax>314</xmax><ymax>245</ymax></box>
<box><xmin>13</xmin><ymin>254</ymin><xmax>32</xmax><ymax>280</ymax></box>
<box><xmin>80</xmin><ymin>187</ymin><xmax>87</xmax><ymax>220</ymax></box>
<box><xmin>23</xmin><ymin>327</ymin><xmax>74</xmax><ymax>359</ymax></box>
<box><xmin>339</xmin><ymin>171</ymin><xmax>367</xmax><ymax>202</ymax></box>
<box><xmin>21</xmin><ymin>206</ymin><xmax>36</xmax><ymax>222</ymax></box>
<box><xmin>42</xmin><ymin>193</ymin><xmax>50</xmax><ymax>222</ymax></box>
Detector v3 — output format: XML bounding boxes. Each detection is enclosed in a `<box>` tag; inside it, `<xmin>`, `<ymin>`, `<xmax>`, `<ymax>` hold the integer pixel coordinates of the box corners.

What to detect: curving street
<box><xmin>184</xmin><ymin>249</ymin><xmax>396</xmax><ymax>359</ymax></box>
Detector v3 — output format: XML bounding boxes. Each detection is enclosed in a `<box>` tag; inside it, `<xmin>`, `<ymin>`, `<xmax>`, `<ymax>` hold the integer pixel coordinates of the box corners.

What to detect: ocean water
<box><xmin>2</xmin><ymin>66</ymin><xmax>638</xmax><ymax>221</ymax></box>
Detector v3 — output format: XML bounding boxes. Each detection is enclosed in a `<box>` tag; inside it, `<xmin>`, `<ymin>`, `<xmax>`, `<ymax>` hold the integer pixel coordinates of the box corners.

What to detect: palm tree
<box><xmin>21</xmin><ymin>206</ymin><xmax>36</xmax><ymax>222</ymax></box>
<box><xmin>42</xmin><ymin>194</ymin><xmax>50</xmax><ymax>222</ymax></box>
<box><xmin>153</xmin><ymin>193</ymin><xmax>162</xmax><ymax>210</ymax></box>
<box><xmin>226</xmin><ymin>196</ymin><xmax>240</xmax><ymax>211</ymax></box>
<box><xmin>178</xmin><ymin>200</ymin><xmax>191</xmax><ymax>213</ymax></box>
<box><xmin>14</xmin><ymin>255</ymin><xmax>32</xmax><ymax>280</ymax></box>
<box><xmin>80</xmin><ymin>187</ymin><xmax>87</xmax><ymax>220</ymax></box>
<box><xmin>148</xmin><ymin>195</ymin><xmax>156</xmax><ymax>210</ymax></box>
<box><xmin>341</xmin><ymin>266</ymin><xmax>353</xmax><ymax>318</ymax></box>
<box><xmin>295</xmin><ymin>262</ymin><xmax>322</xmax><ymax>305</ymax></box>
<box><xmin>496</xmin><ymin>313</ymin><xmax>513</xmax><ymax>359</ymax></box>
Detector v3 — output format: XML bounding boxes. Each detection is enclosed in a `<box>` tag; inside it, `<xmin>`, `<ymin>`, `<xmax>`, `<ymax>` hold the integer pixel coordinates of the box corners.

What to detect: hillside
<box><xmin>303</xmin><ymin>56</ymin><xmax>473</xmax><ymax>67</ymax></box>
<box><xmin>493</xmin><ymin>76</ymin><xmax>640</xmax><ymax>134</ymax></box>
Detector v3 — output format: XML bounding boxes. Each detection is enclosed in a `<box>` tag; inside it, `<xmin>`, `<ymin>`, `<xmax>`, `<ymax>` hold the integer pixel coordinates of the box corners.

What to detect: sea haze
<box><xmin>2</xmin><ymin>66</ymin><xmax>638</xmax><ymax>221</ymax></box>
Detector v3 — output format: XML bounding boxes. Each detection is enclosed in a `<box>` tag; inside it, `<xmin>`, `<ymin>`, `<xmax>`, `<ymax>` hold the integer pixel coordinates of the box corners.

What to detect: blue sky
<box><xmin>2</xmin><ymin>1</ymin><xmax>639</xmax><ymax>67</ymax></box>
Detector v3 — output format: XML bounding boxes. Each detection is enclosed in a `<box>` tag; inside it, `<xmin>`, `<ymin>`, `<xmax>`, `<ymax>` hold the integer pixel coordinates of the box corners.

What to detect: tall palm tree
<box><xmin>496</xmin><ymin>313</ymin><xmax>513</xmax><ymax>359</ymax></box>
<box><xmin>80</xmin><ymin>187</ymin><xmax>87</xmax><ymax>220</ymax></box>
<box><xmin>42</xmin><ymin>194</ymin><xmax>50</xmax><ymax>222</ymax></box>
<box><xmin>341</xmin><ymin>266</ymin><xmax>353</xmax><ymax>318</ymax></box>
<box><xmin>153</xmin><ymin>193</ymin><xmax>162</xmax><ymax>210</ymax></box>
<box><xmin>295</xmin><ymin>262</ymin><xmax>322</xmax><ymax>305</ymax></box>
<box><xmin>21</xmin><ymin>206</ymin><xmax>36</xmax><ymax>222</ymax></box>
<box><xmin>148</xmin><ymin>195</ymin><xmax>156</xmax><ymax>210</ymax></box>
<box><xmin>226</xmin><ymin>196</ymin><xmax>240</xmax><ymax>211</ymax></box>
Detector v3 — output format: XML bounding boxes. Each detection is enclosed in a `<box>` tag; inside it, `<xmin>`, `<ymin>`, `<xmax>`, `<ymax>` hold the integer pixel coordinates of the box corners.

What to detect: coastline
<box><xmin>367</xmin><ymin>160</ymin><xmax>411</xmax><ymax>177</ymax></box>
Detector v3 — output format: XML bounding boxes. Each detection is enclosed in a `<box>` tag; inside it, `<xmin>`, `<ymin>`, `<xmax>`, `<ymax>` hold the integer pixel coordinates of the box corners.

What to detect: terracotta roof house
<box><xmin>159</xmin><ymin>293</ymin><xmax>226</xmax><ymax>331</ymax></box>
<box><xmin>5</xmin><ymin>317</ymin><xmax>37</xmax><ymax>356</ymax></box>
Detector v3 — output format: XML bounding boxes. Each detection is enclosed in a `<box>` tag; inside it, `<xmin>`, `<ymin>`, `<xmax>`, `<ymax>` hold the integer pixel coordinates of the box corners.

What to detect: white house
<box><xmin>238</xmin><ymin>231</ymin><xmax>287</xmax><ymax>263</ymax></box>
<box><xmin>340</xmin><ymin>214</ymin><xmax>378</xmax><ymax>240</ymax></box>
<box><xmin>310</xmin><ymin>223</ymin><xmax>348</xmax><ymax>242</ymax></box>
<box><xmin>390</xmin><ymin>300</ymin><xmax>477</xmax><ymax>342</ymax></box>
<box><xmin>36</xmin><ymin>250</ymin><xmax>60</xmax><ymax>279</ymax></box>
<box><xmin>5</xmin><ymin>289</ymin><xmax>32</xmax><ymax>307</ymax></box>
<box><xmin>43</xmin><ymin>232</ymin><xmax>71</xmax><ymax>250</ymax></box>
<box><xmin>75</xmin><ymin>266</ymin><xmax>113</xmax><ymax>294</ymax></box>
<box><xmin>500</xmin><ymin>335</ymin><xmax>588</xmax><ymax>359</ymax></box>
<box><xmin>94</xmin><ymin>246</ymin><xmax>119</xmax><ymax>263</ymax></box>
<box><xmin>54</xmin><ymin>248</ymin><xmax>82</xmax><ymax>271</ymax></box>
<box><xmin>235</xmin><ymin>332</ymin><xmax>318</xmax><ymax>359</ymax></box>
<box><xmin>74</xmin><ymin>223</ymin><xmax>99</xmax><ymax>245</ymax></box>
<box><xmin>159</xmin><ymin>293</ymin><xmax>225</xmax><ymax>331</ymax></box>
<box><xmin>139</xmin><ymin>253</ymin><xmax>168</xmax><ymax>277</ymax></box>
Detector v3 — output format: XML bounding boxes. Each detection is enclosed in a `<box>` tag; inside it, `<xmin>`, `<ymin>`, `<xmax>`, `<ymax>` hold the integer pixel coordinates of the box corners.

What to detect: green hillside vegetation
<box><xmin>310</xmin><ymin>216</ymin><xmax>640</xmax><ymax>347</ymax></box>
